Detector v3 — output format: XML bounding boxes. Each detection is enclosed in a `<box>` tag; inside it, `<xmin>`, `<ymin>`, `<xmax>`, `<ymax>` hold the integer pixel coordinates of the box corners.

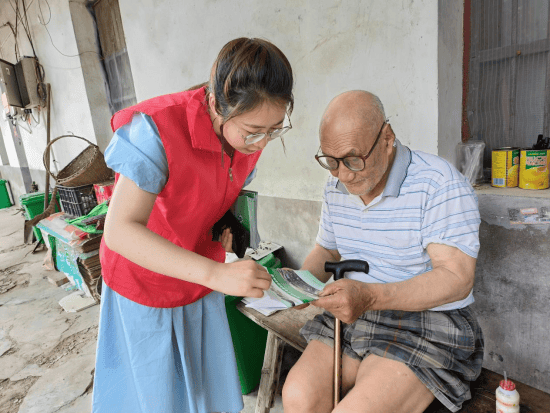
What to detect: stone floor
<box><xmin>0</xmin><ymin>206</ymin><xmax>292</xmax><ymax>412</ymax></box>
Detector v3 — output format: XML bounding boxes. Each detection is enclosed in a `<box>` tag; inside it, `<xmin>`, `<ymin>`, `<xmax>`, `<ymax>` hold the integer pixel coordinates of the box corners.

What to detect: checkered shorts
<box><xmin>300</xmin><ymin>306</ymin><xmax>484</xmax><ymax>412</ymax></box>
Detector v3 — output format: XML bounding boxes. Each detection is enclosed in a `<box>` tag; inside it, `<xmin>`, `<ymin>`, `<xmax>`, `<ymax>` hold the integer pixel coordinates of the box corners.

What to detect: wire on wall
<box><xmin>17</xmin><ymin>117</ymin><xmax>32</xmax><ymax>134</ymax></box>
<box><xmin>35</xmin><ymin>0</ymin><xmax>103</xmax><ymax>60</ymax></box>
<box><xmin>37</xmin><ymin>0</ymin><xmax>51</xmax><ymax>26</ymax></box>
<box><xmin>9</xmin><ymin>0</ymin><xmax>37</xmax><ymax>57</ymax></box>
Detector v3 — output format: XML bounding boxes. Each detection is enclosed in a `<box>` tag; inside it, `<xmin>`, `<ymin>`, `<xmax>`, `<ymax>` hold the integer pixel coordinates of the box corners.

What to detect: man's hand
<box><xmin>312</xmin><ymin>279</ymin><xmax>376</xmax><ymax>324</ymax></box>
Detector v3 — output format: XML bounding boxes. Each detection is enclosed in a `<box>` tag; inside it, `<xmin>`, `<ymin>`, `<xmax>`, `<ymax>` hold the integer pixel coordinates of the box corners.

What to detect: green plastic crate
<box><xmin>225</xmin><ymin>253</ymin><xmax>281</xmax><ymax>394</ymax></box>
<box><xmin>0</xmin><ymin>180</ymin><xmax>12</xmax><ymax>210</ymax></box>
<box><xmin>19</xmin><ymin>192</ymin><xmax>60</xmax><ymax>243</ymax></box>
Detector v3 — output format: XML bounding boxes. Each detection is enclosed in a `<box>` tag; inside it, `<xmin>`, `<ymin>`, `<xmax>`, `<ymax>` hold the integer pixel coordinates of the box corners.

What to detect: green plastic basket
<box><xmin>225</xmin><ymin>253</ymin><xmax>282</xmax><ymax>394</ymax></box>
<box><xmin>19</xmin><ymin>192</ymin><xmax>60</xmax><ymax>243</ymax></box>
<box><xmin>0</xmin><ymin>180</ymin><xmax>12</xmax><ymax>210</ymax></box>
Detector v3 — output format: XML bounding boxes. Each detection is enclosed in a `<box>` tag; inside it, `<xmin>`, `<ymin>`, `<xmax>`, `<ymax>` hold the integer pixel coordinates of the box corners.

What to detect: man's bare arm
<box><xmin>301</xmin><ymin>244</ymin><xmax>341</xmax><ymax>283</ymax></box>
<box><xmin>371</xmin><ymin>243</ymin><xmax>476</xmax><ymax>310</ymax></box>
<box><xmin>313</xmin><ymin>243</ymin><xmax>476</xmax><ymax>323</ymax></box>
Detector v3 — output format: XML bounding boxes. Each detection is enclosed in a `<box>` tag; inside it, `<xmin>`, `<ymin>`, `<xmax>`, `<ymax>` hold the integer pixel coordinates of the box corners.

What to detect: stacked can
<box><xmin>519</xmin><ymin>149</ymin><xmax>549</xmax><ymax>190</ymax></box>
<box><xmin>492</xmin><ymin>148</ymin><xmax>519</xmax><ymax>188</ymax></box>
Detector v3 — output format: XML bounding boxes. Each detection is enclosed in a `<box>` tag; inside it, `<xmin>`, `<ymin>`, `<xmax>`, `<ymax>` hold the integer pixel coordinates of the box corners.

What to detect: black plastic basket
<box><xmin>57</xmin><ymin>184</ymin><xmax>98</xmax><ymax>217</ymax></box>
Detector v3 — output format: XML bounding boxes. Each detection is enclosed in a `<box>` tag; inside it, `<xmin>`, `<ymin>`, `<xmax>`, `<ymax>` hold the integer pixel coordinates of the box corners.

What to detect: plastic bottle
<box><xmin>496</xmin><ymin>375</ymin><xmax>520</xmax><ymax>413</ymax></box>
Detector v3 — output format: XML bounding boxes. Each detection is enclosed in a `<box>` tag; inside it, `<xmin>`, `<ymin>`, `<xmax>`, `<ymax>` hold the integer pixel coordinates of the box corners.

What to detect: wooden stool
<box><xmin>236</xmin><ymin>302</ymin><xmax>550</xmax><ymax>413</ymax></box>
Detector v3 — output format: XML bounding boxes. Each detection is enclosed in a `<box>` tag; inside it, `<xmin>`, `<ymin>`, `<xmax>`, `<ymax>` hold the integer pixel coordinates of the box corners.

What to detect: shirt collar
<box><xmin>335</xmin><ymin>138</ymin><xmax>411</xmax><ymax>198</ymax></box>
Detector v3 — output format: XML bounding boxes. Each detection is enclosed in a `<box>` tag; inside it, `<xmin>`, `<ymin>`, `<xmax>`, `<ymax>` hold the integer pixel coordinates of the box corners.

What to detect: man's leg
<box><xmin>333</xmin><ymin>354</ymin><xmax>435</xmax><ymax>413</ymax></box>
<box><xmin>282</xmin><ymin>340</ymin><xmax>361</xmax><ymax>413</ymax></box>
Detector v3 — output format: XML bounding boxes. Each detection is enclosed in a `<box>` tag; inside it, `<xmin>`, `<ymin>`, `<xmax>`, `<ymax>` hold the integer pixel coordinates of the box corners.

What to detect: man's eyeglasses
<box><xmin>238</xmin><ymin>116</ymin><xmax>292</xmax><ymax>145</ymax></box>
<box><xmin>315</xmin><ymin>121</ymin><xmax>387</xmax><ymax>172</ymax></box>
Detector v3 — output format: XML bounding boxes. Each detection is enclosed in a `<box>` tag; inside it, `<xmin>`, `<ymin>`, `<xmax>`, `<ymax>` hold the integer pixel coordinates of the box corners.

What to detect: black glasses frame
<box><xmin>315</xmin><ymin>121</ymin><xmax>387</xmax><ymax>172</ymax></box>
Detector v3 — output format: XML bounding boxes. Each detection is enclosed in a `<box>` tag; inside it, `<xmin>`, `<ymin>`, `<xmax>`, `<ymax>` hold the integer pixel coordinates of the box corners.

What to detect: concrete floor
<box><xmin>0</xmin><ymin>206</ymin><xmax>290</xmax><ymax>413</ymax></box>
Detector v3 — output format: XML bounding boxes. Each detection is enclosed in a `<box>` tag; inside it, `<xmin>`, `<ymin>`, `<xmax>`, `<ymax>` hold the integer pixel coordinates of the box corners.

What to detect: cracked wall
<box><xmin>472</xmin><ymin>193</ymin><xmax>550</xmax><ymax>392</ymax></box>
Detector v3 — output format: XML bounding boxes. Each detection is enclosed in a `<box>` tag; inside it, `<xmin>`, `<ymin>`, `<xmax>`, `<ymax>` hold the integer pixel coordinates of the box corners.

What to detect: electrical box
<box><xmin>0</xmin><ymin>58</ymin><xmax>24</xmax><ymax>108</ymax></box>
<box><xmin>15</xmin><ymin>57</ymin><xmax>42</xmax><ymax>108</ymax></box>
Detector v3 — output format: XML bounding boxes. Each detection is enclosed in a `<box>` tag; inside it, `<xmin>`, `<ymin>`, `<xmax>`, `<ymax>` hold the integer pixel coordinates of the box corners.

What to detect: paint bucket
<box><xmin>492</xmin><ymin>147</ymin><xmax>519</xmax><ymax>187</ymax></box>
<box><xmin>519</xmin><ymin>149</ymin><xmax>549</xmax><ymax>190</ymax></box>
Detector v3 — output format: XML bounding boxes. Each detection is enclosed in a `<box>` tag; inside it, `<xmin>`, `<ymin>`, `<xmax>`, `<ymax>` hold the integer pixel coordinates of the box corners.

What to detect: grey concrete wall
<box><xmin>473</xmin><ymin>193</ymin><xmax>550</xmax><ymax>392</ymax></box>
<box><xmin>437</xmin><ymin>0</ymin><xmax>463</xmax><ymax>165</ymax></box>
<box><xmin>119</xmin><ymin>0</ymin><xmax>441</xmax><ymax>203</ymax></box>
<box><xmin>0</xmin><ymin>166</ymin><xmax>24</xmax><ymax>207</ymax></box>
<box><xmin>0</xmin><ymin>128</ymin><xmax>9</xmax><ymax>166</ymax></box>
<box><xmin>0</xmin><ymin>0</ymin><xmax>100</xmax><ymax>172</ymax></box>
<box><xmin>257</xmin><ymin>196</ymin><xmax>322</xmax><ymax>269</ymax></box>
<box><xmin>0</xmin><ymin>166</ymin><xmax>56</xmax><ymax>207</ymax></box>
<box><xmin>69</xmin><ymin>0</ymin><xmax>114</xmax><ymax>153</ymax></box>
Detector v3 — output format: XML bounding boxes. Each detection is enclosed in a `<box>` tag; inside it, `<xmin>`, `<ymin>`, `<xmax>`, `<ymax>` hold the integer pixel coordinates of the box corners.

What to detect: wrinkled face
<box><xmin>210</xmin><ymin>98</ymin><xmax>288</xmax><ymax>155</ymax></box>
<box><xmin>320</xmin><ymin>118</ymin><xmax>395</xmax><ymax>198</ymax></box>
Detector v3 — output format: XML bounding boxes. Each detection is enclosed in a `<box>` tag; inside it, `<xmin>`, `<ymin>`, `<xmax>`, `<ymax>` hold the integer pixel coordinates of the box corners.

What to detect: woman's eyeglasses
<box><xmin>238</xmin><ymin>117</ymin><xmax>293</xmax><ymax>145</ymax></box>
<box><xmin>315</xmin><ymin>122</ymin><xmax>387</xmax><ymax>172</ymax></box>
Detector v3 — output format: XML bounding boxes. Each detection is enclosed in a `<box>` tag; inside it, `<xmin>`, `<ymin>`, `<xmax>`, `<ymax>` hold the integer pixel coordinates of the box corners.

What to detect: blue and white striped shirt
<box><xmin>316</xmin><ymin>139</ymin><xmax>481</xmax><ymax>311</ymax></box>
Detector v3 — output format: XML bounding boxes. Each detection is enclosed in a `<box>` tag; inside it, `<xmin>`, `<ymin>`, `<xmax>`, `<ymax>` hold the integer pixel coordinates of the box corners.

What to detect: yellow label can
<box><xmin>492</xmin><ymin>148</ymin><xmax>519</xmax><ymax>187</ymax></box>
<box><xmin>519</xmin><ymin>149</ymin><xmax>549</xmax><ymax>190</ymax></box>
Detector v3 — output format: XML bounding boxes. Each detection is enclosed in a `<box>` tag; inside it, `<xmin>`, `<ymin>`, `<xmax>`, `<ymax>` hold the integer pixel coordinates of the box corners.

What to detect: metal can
<box><xmin>519</xmin><ymin>149</ymin><xmax>549</xmax><ymax>190</ymax></box>
<box><xmin>492</xmin><ymin>147</ymin><xmax>519</xmax><ymax>187</ymax></box>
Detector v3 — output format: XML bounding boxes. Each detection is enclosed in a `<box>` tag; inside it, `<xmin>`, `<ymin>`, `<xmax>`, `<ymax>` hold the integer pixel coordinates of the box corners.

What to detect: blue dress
<box><xmin>93</xmin><ymin>114</ymin><xmax>255</xmax><ymax>413</ymax></box>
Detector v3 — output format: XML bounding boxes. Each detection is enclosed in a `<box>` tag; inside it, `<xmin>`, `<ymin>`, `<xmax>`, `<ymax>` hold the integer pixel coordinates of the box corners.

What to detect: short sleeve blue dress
<box><xmin>92</xmin><ymin>113</ymin><xmax>256</xmax><ymax>413</ymax></box>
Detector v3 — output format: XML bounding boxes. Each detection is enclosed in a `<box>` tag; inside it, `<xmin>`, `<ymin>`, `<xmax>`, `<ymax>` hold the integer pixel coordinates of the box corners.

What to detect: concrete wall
<box><xmin>0</xmin><ymin>0</ymin><xmax>103</xmax><ymax>200</ymax></box>
<box><xmin>473</xmin><ymin>193</ymin><xmax>550</xmax><ymax>392</ymax></box>
<box><xmin>437</xmin><ymin>0</ymin><xmax>463</xmax><ymax>166</ymax></box>
<box><xmin>119</xmin><ymin>0</ymin><xmax>441</xmax><ymax>202</ymax></box>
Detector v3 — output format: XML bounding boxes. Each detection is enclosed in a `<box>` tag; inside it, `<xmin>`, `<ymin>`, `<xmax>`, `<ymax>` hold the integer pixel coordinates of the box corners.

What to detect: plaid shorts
<box><xmin>300</xmin><ymin>306</ymin><xmax>484</xmax><ymax>412</ymax></box>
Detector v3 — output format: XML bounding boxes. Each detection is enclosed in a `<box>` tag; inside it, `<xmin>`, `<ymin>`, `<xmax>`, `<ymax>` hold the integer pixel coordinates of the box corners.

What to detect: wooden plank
<box><xmin>93</xmin><ymin>0</ymin><xmax>127</xmax><ymax>57</ymax></box>
<box><xmin>477</xmin><ymin>38</ymin><xmax>550</xmax><ymax>63</ymax></box>
<box><xmin>47</xmin><ymin>272</ymin><xmax>69</xmax><ymax>287</ymax></box>
<box><xmin>255</xmin><ymin>332</ymin><xmax>284</xmax><ymax>413</ymax></box>
<box><xmin>427</xmin><ymin>368</ymin><xmax>550</xmax><ymax>412</ymax></box>
<box><xmin>236</xmin><ymin>302</ymin><xmax>322</xmax><ymax>352</ymax></box>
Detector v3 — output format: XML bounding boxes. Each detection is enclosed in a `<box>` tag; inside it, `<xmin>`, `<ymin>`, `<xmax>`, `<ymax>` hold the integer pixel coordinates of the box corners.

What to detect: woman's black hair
<box><xmin>207</xmin><ymin>37</ymin><xmax>294</xmax><ymax>121</ymax></box>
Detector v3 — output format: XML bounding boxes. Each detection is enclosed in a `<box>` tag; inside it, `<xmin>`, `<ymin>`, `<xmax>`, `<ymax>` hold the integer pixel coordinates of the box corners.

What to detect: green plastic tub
<box><xmin>19</xmin><ymin>192</ymin><xmax>60</xmax><ymax>243</ymax></box>
<box><xmin>0</xmin><ymin>180</ymin><xmax>12</xmax><ymax>210</ymax></box>
<box><xmin>225</xmin><ymin>252</ymin><xmax>282</xmax><ymax>394</ymax></box>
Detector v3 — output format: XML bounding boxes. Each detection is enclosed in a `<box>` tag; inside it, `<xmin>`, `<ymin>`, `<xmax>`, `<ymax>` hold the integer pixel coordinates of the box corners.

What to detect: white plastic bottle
<box><xmin>496</xmin><ymin>379</ymin><xmax>520</xmax><ymax>413</ymax></box>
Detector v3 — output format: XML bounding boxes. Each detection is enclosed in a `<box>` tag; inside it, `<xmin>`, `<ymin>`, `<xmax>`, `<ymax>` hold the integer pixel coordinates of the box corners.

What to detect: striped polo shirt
<box><xmin>316</xmin><ymin>139</ymin><xmax>481</xmax><ymax>311</ymax></box>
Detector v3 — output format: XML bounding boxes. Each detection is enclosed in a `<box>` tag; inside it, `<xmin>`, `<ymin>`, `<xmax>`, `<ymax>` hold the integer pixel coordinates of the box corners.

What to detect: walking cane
<box><xmin>324</xmin><ymin>260</ymin><xmax>369</xmax><ymax>408</ymax></box>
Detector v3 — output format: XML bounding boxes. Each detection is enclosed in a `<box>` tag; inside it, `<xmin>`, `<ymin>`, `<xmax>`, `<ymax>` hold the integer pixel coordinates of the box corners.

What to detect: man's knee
<box><xmin>281</xmin><ymin>377</ymin><xmax>309</xmax><ymax>411</ymax></box>
<box><xmin>282</xmin><ymin>361</ymin><xmax>332</xmax><ymax>413</ymax></box>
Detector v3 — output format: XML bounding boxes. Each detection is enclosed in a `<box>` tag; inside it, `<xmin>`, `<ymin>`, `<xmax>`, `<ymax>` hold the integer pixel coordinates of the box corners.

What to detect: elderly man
<box><xmin>282</xmin><ymin>91</ymin><xmax>484</xmax><ymax>413</ymax></box>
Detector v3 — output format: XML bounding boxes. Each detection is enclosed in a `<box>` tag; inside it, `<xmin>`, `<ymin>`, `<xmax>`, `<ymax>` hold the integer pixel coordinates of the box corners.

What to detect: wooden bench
<box><xmin>236</xmin><ymin>302</ymin><xmax>550</xmax><ymax>413</ymax></box>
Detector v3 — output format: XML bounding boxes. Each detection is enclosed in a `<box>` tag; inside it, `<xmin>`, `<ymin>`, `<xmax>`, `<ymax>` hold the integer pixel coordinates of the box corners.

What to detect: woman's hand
<box><xmin>210</xmin><ymin>260</ymin><xmax>272</xmax><ymax>298</ymax></box>
<box><xmin>220</xmin><ymin>228</ymin><xmax>234</xmax><ymax>253</ymax></box>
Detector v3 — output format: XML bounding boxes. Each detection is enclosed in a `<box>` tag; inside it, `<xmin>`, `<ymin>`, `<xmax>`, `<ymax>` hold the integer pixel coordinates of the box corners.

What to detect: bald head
<box><xmin>320</xmin><ymin>91</ymin><xmax>385</xmax><ymax>141</ymax></box>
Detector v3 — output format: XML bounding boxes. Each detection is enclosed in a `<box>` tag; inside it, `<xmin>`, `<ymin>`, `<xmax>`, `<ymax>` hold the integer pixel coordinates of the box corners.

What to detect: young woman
<box><xmin>92</xmin><ymin>37</ymin><xmax>294</xmax><ymax>413</ymax></box>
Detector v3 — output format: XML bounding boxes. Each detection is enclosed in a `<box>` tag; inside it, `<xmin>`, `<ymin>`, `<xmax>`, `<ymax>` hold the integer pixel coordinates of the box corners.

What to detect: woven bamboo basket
<box><xmin>43</xmin><ymin>135</ymin><xmax>113</xmax><ymax>188</ymax></box>
<box><xmin>26</xmin><ymin>135</ymin><xmax>113</xmax><ymax>228</ymax></box>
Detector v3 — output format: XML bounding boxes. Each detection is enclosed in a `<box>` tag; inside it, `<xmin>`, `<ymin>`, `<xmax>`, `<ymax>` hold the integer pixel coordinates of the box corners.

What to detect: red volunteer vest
<box><xmin>100</xmin><ymin>87</ymin><xmax>262</xmax><ymax>308</ymax></box>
